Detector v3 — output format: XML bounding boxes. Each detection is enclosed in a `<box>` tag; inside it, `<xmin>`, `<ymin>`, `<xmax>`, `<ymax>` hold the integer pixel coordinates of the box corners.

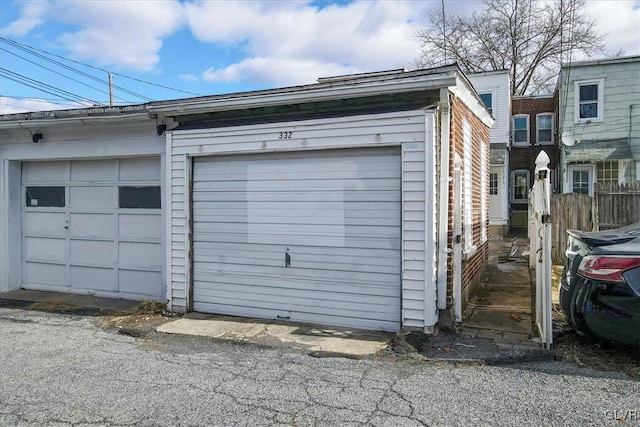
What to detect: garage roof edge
<box><xmin>149</xmin><ymin>68</ymin><xmax>459</xmax><ymax>117</ymax></box>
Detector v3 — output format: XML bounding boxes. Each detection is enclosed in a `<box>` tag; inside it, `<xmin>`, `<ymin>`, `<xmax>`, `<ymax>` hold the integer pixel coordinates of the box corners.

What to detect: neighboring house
<box><xmin>510</xmin><ymin>94</ymin><xmax>560</xmax><ymax>229</ymax></box>
<box><xmin>468</xmin><ymin>70</ymin><xmax>511</xmax><ymax>237</ymax></box>
<box><xmin>559</xmin><ymin>55</ymin><xmax>640</xmax><ymax>195</ymax></box>
<box><xmin>0</xmin><ymin>65</ymin><xmax>492</xmax><ymax>332</ymax></box>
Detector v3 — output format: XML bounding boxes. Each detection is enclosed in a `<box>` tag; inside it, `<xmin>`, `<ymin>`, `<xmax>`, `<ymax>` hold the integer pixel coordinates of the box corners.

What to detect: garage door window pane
<box><xmin>26</xmin><ymin>186</ymin><xmax>65</xmax><ymax>207</ymax></box>
<box><xmin>119</xmin><ymin>186</ymin><xmax>161</xmax><ymax>209</ymax></box>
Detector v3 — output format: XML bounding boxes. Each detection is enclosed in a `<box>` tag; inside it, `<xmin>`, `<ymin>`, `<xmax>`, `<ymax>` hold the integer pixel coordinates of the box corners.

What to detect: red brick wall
<box><xmin>511</xmin><ymin>94</ymin><xmax>561</xmax><ymax>205</ymax></box>
<box><xmin>444</xmin><ymin>94</ymin><xmax>491</xmax><ymax>308</ymax></box>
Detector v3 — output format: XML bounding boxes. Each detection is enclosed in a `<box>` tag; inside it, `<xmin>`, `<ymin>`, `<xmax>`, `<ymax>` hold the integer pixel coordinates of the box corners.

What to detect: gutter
<box><xmin>0</xmin><ymin>112</ymin><xmax>152</xmax><ymax>130</ymax></box>
<box><xmin>436</xmin><ymin>87</ymin><xmax>451</xmax><ymax>312</ymax></box>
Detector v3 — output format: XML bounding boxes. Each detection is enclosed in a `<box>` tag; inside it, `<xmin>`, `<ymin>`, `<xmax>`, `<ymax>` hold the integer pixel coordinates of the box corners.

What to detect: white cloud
<box><xmin>0</xmin><ymin>96</ymin><xmax>83</xmax><ymax>114</ymax></box>
<box><xmin>52</xmin><ymin>0</ymin><xmax>184</xmax><ymax>71</ymax></box>
<box><xmin>18</xmin><ymin>0</ymin><xmax>182</xmax><ymax>71</ymax></box>
<box><xmin>185</xmin><ymin>0</ymin><xmax>432</xmax><ymax>85</ymax></box>
<box><xmin>202</xmin><ymin>57</ymin><xmax>359</xmax><ymax>86</ymax></box>
<box><xmin>179</xmin><ymin>73</ymin><xmax>199</xmax><ymax>82</ymax></box>
<box><xmin>585</xmin><ymin>0</ymin><xmax>640</xmax><ymax>56</ymax></box>
<box><xmin>0</xmin><ymin>1</ymin><xmax>50</xmax><ymax>36</ymax></box>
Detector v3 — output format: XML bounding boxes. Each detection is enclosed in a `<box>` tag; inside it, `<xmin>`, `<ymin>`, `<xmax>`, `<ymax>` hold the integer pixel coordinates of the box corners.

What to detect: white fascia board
<box><xmin>150</xmin><ymin>75</ymin><xmax>457</xmax><ymax>117</ymax></box>
<box><xmin>0</xmin><ymin>112</ymin><xmax>152</xmax><ymax>130</ymax></box>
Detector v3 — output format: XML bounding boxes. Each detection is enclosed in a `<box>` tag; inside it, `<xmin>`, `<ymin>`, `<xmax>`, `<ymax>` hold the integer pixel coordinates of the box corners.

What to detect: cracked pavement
<box><xmin>1</xmin><ymin>308</ymin><xmax>638</xmax><ymax>426</ymax></box>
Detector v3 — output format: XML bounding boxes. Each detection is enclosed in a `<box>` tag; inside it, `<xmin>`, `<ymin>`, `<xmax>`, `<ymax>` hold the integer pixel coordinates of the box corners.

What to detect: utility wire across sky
<box><xmin>0</xmin><ymin>37</ymin><xmax>202</xmax><ymax>110</ymax></box>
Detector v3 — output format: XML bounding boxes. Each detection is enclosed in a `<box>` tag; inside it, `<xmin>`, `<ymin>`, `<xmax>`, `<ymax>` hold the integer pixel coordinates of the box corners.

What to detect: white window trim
<box><xmin>478</xmin><ymin>91</ymin><xmax>495</xmax><ymax>118</ymax></box>
<box><xmin>535</xmin><ymin>113</ymin><xmax>554</xmax><ymax>145</ymax></box>
<box><xmin>567</xmin><ymin>164</ymin><xmax>594</xmax><ymax>197</ymax></box>
<box><xmin>511</xmin><ymin>169</ymin><xmax>530</xmax><ymax>204</ymax></box>
<box><xmin>512</xmin><ymin>114</ymin><xmax>530</xmax><ymax>147</ymax></box>
<box><xmin>574</xmin><ymin>78</ymin><xmax>604</xmax><ymax>123</ymax></box>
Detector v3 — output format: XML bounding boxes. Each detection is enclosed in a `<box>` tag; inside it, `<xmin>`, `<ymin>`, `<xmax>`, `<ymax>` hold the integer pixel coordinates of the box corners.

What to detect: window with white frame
<box><xmin>479</xmin><ymin>93</ymin><xmax>493</xmax><ymax>116</ymax></box>
<box><xmin>575</xmin><ymin>79</ymin><xmax>604</xmax><ymax>122</ymax></box>
<box><xmin>463</xmin><ymin>119</ymin><xmax>473</xmax><ymax>251</ymax></box>
<box><xmin>571</xmin><ymin>169</ymin><xmax>591</xmax><ymax>195</ymax></box>
<box><xmin>490</xmin><ymin>173</ymin><xmax>498</xmax><ymax>195</ymax></box>
<box><xmin>596</xmin><ymin>160</ymin><xmax>619</xmax><ymax>184</ymax></box>
<box><xmin>536</xmin><ymin>113</ymin><xmax>553</xmax><ymax>144</ymax></box>
<box><xmin>511</xmin><ymin>170</ymin><xmax>530</xmax><ymax>203</ymax></box>
<box><xmin>512</xmin><ymin>115</ymin><xmax>529</xmax><ymax>146</ymax></box>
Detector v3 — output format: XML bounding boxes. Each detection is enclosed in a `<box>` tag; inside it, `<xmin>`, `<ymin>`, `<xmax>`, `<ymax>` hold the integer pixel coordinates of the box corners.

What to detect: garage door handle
<box><xmin>63</xmin><ymin>225</ymin><xmax>69</xmax><ymax>230</ymax></box>
<box><xmin>285</xmin><ymin>252</ymin><xmax>291</xmax><ymax>267</ymax></box>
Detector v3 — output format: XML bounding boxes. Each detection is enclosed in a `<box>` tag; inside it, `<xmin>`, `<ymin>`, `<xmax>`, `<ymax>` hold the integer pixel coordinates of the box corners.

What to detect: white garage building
<box><xmin>0</xmin><ymin>110</ymin><xmax>165</xmax><ymax>301</ymax></box>
<box><xmin>0</xmin><ymin>65</ymin><xmax>492</xmax><ymax>332</ymax></box>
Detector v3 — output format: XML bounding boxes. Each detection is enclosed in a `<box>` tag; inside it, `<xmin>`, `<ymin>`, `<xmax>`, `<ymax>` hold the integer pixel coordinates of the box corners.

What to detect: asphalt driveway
<box><xmin>0</xmin><ymin>307</ymin><xmax>638</xmax><ymax>426</ymax></box>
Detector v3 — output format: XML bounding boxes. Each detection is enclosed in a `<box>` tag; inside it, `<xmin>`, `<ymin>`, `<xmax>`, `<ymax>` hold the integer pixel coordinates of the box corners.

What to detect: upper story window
<box><xmin>574</xmin><ymin>79</ymin><xmax>604</xmax><ymax>123</ymax></box>
<box><xmin>536</xmin><ymin>113</ymin><xmax>554</xmax><ymax>145</ymax></box>
<box><xmin>479</xmin><ymin>93</ymin><xmax>493</xmax><ymax>116</ymax></box>
<box><xmin>512</xmin><ymin>115</ymin><xmax>529</xmax><ymax>146</ymax></box>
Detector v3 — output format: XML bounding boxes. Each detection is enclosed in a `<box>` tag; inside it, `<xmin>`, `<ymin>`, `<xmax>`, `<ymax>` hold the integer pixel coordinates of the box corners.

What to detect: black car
<box><xmin>559</xmin><ymin>222</ymin><xmax>640</xmax><ymax>347</ymax></box>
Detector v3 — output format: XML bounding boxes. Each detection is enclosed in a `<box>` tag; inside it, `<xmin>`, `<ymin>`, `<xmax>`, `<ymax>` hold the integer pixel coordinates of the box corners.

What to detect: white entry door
<box><xmin>191</xmin><ymin>148</ymin><xmax>402</xmax><ymax>331</ymax></box>
<box><xmin>22</xmin><ymin>158</ymin><xmax>163</xmax><ymax>300</ymax></box>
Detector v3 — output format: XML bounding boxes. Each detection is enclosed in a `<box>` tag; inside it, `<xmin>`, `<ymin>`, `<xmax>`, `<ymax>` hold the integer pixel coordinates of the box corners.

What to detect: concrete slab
<box><xmin>156</xmin><ymin>314</ymin><xmax>392</xmax><ymax>357</ymax></box>
<box><xmin>472</xmin><ymin>283</ymin><xmax>532</xmax><ymax>310</ymax></box>
<box><xmin>463</xmin><ymin>307</ymin><xmax>533</xmax><ymax>335</ymax></box>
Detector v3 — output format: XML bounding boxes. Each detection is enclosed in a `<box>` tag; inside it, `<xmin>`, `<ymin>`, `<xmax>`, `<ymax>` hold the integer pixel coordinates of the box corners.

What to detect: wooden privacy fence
<box><xmin>549</xmin><ymin>184</ymin><xmax>640</xmax><ymax>264</ymax></box>
<box><xmin>595</xmin><ymin>183</ymin><xmax>640</xmax><ymax>230</ymax></box>
<box><xmin>551</xmin><ymin>193</ymin><xmax>593</xmax><ymax>265</ymax></box>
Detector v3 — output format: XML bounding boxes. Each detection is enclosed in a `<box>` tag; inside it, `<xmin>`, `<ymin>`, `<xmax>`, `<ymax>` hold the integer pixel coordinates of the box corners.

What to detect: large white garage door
<box><xmin>22</xmin><ymin>158</ymin><xmax>163</xmax><ymax>300</ymax></box>
<box><xmin>192</xmin><ymin>148</ymin><xmax>401</xmax><ymax>331</ymax></box>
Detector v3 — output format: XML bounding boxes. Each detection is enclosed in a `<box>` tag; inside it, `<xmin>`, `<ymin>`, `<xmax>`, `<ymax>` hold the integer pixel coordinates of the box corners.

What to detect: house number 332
<box><xmin>278</xmin><ymin>131</ymin><xmax>293</xmax><ymax>139</ymax></box>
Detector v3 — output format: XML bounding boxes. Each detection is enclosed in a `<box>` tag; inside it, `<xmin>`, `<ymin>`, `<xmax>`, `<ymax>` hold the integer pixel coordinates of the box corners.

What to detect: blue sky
<box><xmin>1</xmin><ymin>0</ymin><xmax>639</xmax><ymax>114</ymax></box>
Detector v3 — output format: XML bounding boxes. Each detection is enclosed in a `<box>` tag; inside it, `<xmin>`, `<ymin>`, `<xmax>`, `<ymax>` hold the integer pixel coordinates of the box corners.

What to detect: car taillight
<box><xmin>577</xmin><ymin>255</ymin><xmax>640</xmax><ymax>283</ymax></box>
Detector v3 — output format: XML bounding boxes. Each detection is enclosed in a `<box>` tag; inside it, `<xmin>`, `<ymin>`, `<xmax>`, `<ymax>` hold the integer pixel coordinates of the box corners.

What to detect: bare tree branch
<box><xmin>414</xmin><ymin>0</ymin><xmax>606</xmax><ymax>95</ymax></box>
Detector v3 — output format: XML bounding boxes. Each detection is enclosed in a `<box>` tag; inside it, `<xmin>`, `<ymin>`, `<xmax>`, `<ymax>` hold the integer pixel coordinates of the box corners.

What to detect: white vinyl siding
<box><xmin>22</xmin><ymin>158</ymin><xmax>163</xmax><ymax>299</ymax></box>
<box><xmin>467</xmin><ymin>72</ymin><xmax>510</xmax><ymax>146</ymax></box>
<box><xmin>168</xmin><ymin>110</ymin><xmax>435</xmax><ymax>329</ymax></box>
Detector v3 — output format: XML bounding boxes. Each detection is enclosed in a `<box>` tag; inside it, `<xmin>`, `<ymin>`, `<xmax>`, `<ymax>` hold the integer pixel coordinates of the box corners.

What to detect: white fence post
<box><xmin>532</xmin><ymin>151</ymin><xmax>553</xmax><ymax>349</ymax></box>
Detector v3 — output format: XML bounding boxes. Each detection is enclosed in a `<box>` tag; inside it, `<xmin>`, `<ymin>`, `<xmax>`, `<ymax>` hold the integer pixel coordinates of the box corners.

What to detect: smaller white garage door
<box><xmin>192</xmin><ymin>148</ymin><xmax>401</xmax><ymax>331</ymax></box>
<box><xmin>22</xmin><ymin>158</ymin><xmax>163</xmax><ymax>300</ymax></box>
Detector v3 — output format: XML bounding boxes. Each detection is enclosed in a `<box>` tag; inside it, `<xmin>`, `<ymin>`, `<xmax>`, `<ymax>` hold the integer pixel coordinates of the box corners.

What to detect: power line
<box><xmin>0</xmin><ymin>47</ymin><xmax>135</xmax><ymax>104</ymax></box>
<box><xmin>0</xmin><ymin>37</ymin><xmax>202</xmax><ymax>98</ymax></box>
<box><xmin>0</xmin><ymin>67</ymin><xmax>101</xmax><ymax>105</ymax></box>
<box><xmin>0</xmin><ymin>38</ymin><xmax>154</xmax><ymax>102</ymax></box>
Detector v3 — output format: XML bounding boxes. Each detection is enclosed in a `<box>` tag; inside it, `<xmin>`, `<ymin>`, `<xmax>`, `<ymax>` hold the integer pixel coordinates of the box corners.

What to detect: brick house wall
<box><xmin>510</xmin><ymin>93</ymin><xmax>560</xmax><ymax>219</ymax></box>
<box><xmin>444</xmin><ymin>94</ymin><xmax>491</xmax><ymax>309</ymax></box>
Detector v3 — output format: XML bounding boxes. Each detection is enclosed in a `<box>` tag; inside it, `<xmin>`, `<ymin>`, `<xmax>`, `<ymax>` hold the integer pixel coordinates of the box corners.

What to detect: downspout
<box><xmin>436</xmin><ymin>87</ymin><xmax>451</xmax><ymax>314</ymax></box>
<box><xmin>452</xmin><ymin>154</ymin><xmax>463</xmax><ymax>322</ymax></box>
